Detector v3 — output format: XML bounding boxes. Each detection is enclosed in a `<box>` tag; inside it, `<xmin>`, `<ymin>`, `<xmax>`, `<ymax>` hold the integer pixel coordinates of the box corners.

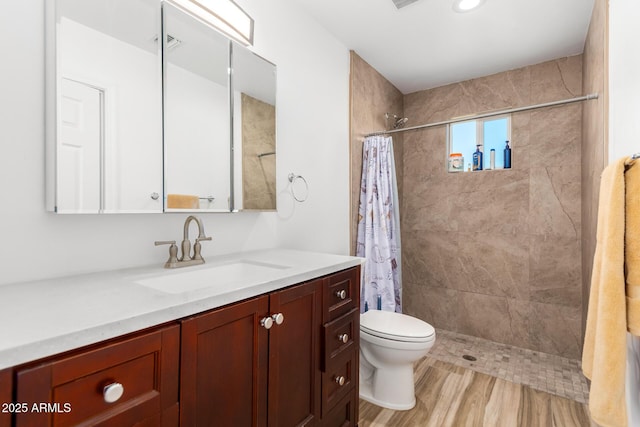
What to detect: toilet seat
<box><xmin>360</xmin><ymin>310</ymin><xmax>435</xmax><ymax>343</ymax></box>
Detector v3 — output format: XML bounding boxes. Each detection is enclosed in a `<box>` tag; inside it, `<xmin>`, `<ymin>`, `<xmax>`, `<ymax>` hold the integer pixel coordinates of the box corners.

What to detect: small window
<box><xmin>448</xmin><ymin>115</ymin><xmax>511</xmax><ymax>172</ymax></box>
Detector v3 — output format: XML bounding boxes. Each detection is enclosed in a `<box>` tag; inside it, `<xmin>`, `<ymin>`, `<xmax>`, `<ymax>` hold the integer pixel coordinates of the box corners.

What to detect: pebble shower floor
<box><xmin>428</xmin><ymin>329</ymin><xmax>589</xmax><ymax>404</ymax></box>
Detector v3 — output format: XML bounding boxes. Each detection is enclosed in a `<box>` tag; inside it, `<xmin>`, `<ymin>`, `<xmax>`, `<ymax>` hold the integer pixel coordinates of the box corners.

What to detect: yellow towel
<box><xmin>583</xmin><ymin>156</ymin><xmax>639</xmax><ymax>427</ymax></box>
<box><xmin>167</xmin><ymin>194</ymin><xmax>199</xmax><ymax>209</ymax></box>
<box><xmin>626</xmin><ymin>161</ymin><xmax>640</xmax><ymax>332</ymax></box>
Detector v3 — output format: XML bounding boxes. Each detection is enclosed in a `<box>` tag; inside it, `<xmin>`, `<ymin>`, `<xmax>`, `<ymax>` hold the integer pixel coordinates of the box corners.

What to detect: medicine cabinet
<box><xmin>45</xmin><ymin>0</ymin><xmax>277</xmax><ymax>213</ymax></box>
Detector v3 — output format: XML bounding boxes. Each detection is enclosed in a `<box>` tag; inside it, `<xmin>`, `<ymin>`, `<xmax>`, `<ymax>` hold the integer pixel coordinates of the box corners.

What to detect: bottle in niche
<box><xmin>504</xmin><ymin>140</ymin><xmax>512</xmax><ymax>169</ymax></box>
<box><xmin>490</xmin><ymin>149</ymin><xmax>496</xmax><ymax>170</ymax></box>
<box><xmin>472</xmin><ymin>145</ymin><xmax>483</xmax><ymax>171</ymax></box>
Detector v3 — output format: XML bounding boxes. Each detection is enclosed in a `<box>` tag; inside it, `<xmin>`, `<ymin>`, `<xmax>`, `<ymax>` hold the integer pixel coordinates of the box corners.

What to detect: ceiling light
<box><xmin>452</xmin><ymin>0</ymin><xmax>486</xmax><ymax>13</ymax></box>
<box><xmin>166</xmin><ymin>0</ymin><xmax>254</xmax><ymax>46</ymax></box>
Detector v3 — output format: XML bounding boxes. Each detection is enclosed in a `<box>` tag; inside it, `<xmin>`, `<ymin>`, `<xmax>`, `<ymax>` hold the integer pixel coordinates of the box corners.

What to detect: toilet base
<box><xmin>358</xmin><ymin>364</ymin><xmax>417</xmax><ymax>411</ymax></box>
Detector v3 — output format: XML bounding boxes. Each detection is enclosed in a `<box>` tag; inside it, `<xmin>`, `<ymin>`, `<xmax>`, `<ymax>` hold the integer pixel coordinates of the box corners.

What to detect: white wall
<box><xmin>237</xmin><ymin>0</ymin><xmax>351</xmax><ymax>255</ymax></box>
<box><xmin>609</xmin><ymin>2</ymin><xmax>640</xmax><ymax>425</ymax></box>
<box><xmin>0</xmin><ymin>0</ymin><xmax>350</xmax><ymax>286</ymax></box>
<box><xmin>608</xmin><ymin>0</ymin><xmax>640</xmax><ymax>161</ymax></box>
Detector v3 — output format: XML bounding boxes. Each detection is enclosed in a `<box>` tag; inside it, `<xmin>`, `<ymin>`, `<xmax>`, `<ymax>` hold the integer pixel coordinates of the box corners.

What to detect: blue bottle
<box><xmin>504</xmin><ymin>140</ymin><xmax>512</xmax><ymax>169</ymax></box>
<box><xmin>472</xmin><ymin>145</ymin><xmax>483</xmax><ymax>171</ymax></box>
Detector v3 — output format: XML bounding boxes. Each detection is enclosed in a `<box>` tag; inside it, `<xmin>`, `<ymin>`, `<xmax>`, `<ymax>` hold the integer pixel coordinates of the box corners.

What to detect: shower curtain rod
<box><xmin>365</xmin><ymin>93</ymin><xmax>599</xmax><ymax>137</ymax></box>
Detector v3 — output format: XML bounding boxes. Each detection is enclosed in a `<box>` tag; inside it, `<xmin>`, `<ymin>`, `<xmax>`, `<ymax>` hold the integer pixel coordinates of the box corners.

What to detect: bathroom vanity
<box><xmin>0</xmin><ymin>250</ymin><xmax>361</xmax><ymax>427</ymax></box>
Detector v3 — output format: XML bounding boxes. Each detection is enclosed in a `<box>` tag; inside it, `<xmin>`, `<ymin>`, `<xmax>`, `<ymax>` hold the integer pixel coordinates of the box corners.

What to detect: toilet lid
<box><xmin>360</xmin><ymin>310</ymin><xmax>435</xmax><ymax>342</ymax></box>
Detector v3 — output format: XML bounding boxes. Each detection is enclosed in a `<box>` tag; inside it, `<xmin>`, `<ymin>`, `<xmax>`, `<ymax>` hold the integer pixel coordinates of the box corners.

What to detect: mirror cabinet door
<box><xmin>231</xmin><ymin>44</ymin><xmax>277</xmax><ymax>211</ymax></box>
<box><xmin>48</xmin><ymin>0</ymin><xmax>163</xmax><ymax>213</ymax></box>
<box><xmin>163</xmin><ymin>2</ymin><xmax>232</xmax><ymax>212</ymax></box>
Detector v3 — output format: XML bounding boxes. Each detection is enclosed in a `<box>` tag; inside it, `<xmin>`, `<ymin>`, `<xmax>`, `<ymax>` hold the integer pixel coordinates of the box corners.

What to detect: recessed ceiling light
<box><xmin>452</xmin><ymin>0</ymin><xmax>486</xmax><ymax>13</ymax></box>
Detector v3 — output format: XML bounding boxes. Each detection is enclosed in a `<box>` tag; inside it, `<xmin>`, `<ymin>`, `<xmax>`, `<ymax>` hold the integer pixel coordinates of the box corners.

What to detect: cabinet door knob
<box><xmin>338</xmin><ymin>333</ymin><xmax>349</xmax><ymax>344</ymax></box>
<box><xmin>335</xmin><ymin>376</ymin><xmax>346</xmax><ymax>386</ymax></box>
<box><xmin>260</xmin><ymin>316</ymin><xmax>274</xmax><ymax>329</ymax></box>
<box><xmin>103</xmin><ymin>382</ymin><xmax>124</xmax><ymax>403</ymax></box>
<box><xmin>272</xmin><ymin>313</ymin><xmax>284</xmax><ymax>325</ymax></box>
<box><xmin>335</xmin><ymin>289</ymin><xmax>347</xmax><ymax>300</ymax></box>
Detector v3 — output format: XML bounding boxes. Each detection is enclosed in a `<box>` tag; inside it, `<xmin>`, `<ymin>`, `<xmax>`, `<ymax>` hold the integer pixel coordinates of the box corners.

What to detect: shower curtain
<box><xmin>356</xmin><ymin>135</ymin><xmax>402</xmax><ymax>313</ymax></box>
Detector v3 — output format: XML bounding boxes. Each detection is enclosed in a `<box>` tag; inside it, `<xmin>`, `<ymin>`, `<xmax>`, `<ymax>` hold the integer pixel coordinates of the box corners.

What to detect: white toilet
<box><xmin>359</xmin><ymin>310</ymin><xmax>436</xmax><ymax>410</ymax></box>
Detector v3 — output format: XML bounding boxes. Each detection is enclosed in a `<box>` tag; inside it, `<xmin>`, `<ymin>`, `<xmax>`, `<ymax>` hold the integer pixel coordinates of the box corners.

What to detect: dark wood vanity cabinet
<box><xmin>13</xmin><ymin>324</ymin><xmax>180</xmax><ymax>427</ymax></box>
<box><xmin>320</xmin><ymin>267</ymin><xmax>360</xmax><ymax>427</ymax></box>
<box><xmin>4</xmin><ymin>265</ymin><xmax>361</xmax><ymax>427</ymax></box>
<box><xmin>0</xmin><ymin>369</ymin><xmax>12</xmax><ymax>427</ymax></box>
<box><xmin>179</xmin><ymin>265</ymin><xmax>361</xmax><ymax>427</ymax></box>
<box><xmin>180</xmin><ymin>279</ymin><xmax>323</xmax><ymax>427</ymax></box>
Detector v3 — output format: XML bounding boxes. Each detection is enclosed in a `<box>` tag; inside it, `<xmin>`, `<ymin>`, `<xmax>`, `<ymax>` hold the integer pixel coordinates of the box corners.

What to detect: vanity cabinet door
<box><xmin>180</xmin><ymin>295</ymin><xmax>270</xmax><ymax>427</ymax></box>
<box><xmin>0</xmin><ymin>368</ymin><xmax>11</xmax><ymax>427</ymax></box>
<box><xmin>268</xmin><ymin>279</ymin><xmax>322</xmax><ymax>427</ymax></box>
<box><xmin>14</xmin><ymin>324</ymin><xmax>180</xmax><ymax>427</ymax></box>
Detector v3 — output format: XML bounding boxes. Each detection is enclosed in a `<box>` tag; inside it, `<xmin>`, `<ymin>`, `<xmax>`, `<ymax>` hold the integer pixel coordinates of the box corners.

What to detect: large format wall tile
<box><xmin>529</xmin><ymin>302</ymin><xmax>582</xmax><ymax>359</ymax></box>
<box><xmin>455</xmin><ymin>232</ymin><xmax>530</xmax><ymax>301</ymax></box>
<box><xmin>529</xmin><ymin>234</ymin><xmax>582</xmax><ymax>308</ymax></box>
<box><xmin>404</xmin><ymin>284</ymin><xmax>460</xmax><ymax>332</ymax></box>
<box><xmin>581</xmin><ymin>0</ymin><xmax>607</xmax><ymax>341</ymax></box>
<box><xmin>399</xmin><ymin>57</ymin><xmax>584</xmax><ymax>358</ymax></box>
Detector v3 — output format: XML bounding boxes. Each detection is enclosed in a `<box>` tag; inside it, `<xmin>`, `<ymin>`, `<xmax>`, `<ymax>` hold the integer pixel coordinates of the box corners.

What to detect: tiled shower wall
<box><xmin>349</xmin><ymin>52</ymin><xmax>404</xmax><ymax>254</ymax></box>
<box><xmin>402</xmin><ymin>56</ymin><xmax>584</xmax><ymax>359</ymax></box>
<box><xmin>350</xmin><ymin>54</ymin><xmax>586</xmax><ymax>359</ymax></box>
<box><xmin>581</xmin><ymin>0</ymin><xmax>607</xmax><ymax>341</ymax></box>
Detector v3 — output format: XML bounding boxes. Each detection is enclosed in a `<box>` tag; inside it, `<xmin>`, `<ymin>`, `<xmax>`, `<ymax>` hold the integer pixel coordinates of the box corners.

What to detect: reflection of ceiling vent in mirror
<box><xmin>153</xmin><ymin>34</ymin><xmax>182</xmax><ymax>50</ymax></box>
<box><xmin>392</xmin><ymin>0</ymin><xmax>420</xmax><ymax>9</ymax></box>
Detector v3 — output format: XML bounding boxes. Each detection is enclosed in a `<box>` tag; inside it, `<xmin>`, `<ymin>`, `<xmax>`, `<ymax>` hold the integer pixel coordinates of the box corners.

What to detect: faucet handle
<box><xmin>155</xmin><ymin>240</ymin><xmax>179</xmax><ymax>268</ymax></box>
<box><xmin>193</xmin><ymin>236</ymin><xmax>211</xmax><ymax>261</ymax></box>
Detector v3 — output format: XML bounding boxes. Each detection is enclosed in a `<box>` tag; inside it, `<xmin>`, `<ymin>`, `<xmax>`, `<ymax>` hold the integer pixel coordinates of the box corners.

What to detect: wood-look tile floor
<box><xmin>358</xmin><ymin>356</ymin><xmax>594</xmax><ymax>426</ymax></box>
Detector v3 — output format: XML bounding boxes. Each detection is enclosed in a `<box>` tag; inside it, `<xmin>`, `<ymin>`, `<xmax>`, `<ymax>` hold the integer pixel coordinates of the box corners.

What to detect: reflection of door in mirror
<box><xmin>163</xmin><ymin>2</ymin><xmax>231</xmax><ymax>212</ymax></box>
<box><xmin>58</xmin><ymin>79</ymin><xmax>103</xmax><ymax>212</ymax></box>
<box><xmin>51</xmin><ymin>0</ymin><xmax>163</xmax><ymax>213</ymax></box>
<box><xmin>231</xmin><ymin>44</ymin><xmax>277</xmax><ymax>211</ymax></box>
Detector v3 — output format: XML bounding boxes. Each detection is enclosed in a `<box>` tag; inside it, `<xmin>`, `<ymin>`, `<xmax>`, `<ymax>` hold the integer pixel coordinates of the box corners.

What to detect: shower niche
<box><xmin>45</xmin><ymin>0</ymin><xmax>277</xmax><ymax>213</ymax></box>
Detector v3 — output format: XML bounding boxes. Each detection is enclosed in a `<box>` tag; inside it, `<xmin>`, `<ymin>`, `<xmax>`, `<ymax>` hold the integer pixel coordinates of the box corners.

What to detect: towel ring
<box><xmin>288</xmin><ymin>173</ymin><xmax>308</xmax><ymax>202</ymax></box>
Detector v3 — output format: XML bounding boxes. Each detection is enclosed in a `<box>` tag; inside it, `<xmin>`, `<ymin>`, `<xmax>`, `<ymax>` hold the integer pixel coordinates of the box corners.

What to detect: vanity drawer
<box><xmin>323</xmin><ymin>267</ymin><xmax>359</xmax><ymax>323</ymax></box>
<box><xmin>322</xmin><ymin>349</ymin><xmax>356</xmax><ymax>416</ymax></box>
<box><xmin>322</xmin><ymin>309</ymin><xmax>359</xmax><ymax>371</ymax></box>
<box><xmin>321</xmin><ymin>389</ymin><xmax>357</xmax><ymax>427</ymax></box>
<box><xmin>15</xmin><ymin>324</ymin><xmax>180</xmax><ymax>427</ymax></box>
<box><xmin>0</xmin><ymin>368</ymin><xmax>11</xmax><ymax>427</ymax></box>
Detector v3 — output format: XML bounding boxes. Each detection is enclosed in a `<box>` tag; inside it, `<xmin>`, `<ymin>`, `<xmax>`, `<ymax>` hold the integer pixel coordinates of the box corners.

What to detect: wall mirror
<box><xmin>46</xmin><ymin>0</ymin><xmax>163</xmax><ymax>213</ymax></box>
<box><xmin>163</xmin><ymin>2</ymin><xmax>231</xmax><ymax>212</ymax></box>
<box><xmin>46</xmin><ymin>0</ymin><xmax>277</xmax><ymax>214</ymax></box>
<box><xmin>231</xmin><ymin>43</ymin><xmax>277</xmax><ymax>211</ymax></box>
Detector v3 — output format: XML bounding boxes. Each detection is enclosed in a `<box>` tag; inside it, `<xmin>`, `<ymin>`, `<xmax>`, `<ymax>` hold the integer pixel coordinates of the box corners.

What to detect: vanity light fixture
<box><xmin>452</xmin><ymin>0</ymin><xmax>486</xmax><ymax>13</ymax></box>
<box><xmin>165</xmin><ymin>0</ymin><xmax>254</xmax><ymax>45</ymax></box>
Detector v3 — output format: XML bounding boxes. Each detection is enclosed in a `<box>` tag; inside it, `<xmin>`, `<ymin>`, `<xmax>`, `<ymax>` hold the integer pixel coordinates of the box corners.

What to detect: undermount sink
<box><xmin>133</xmin><ymin>260</ymin><xmax>290</xmax><ymax>294</ymax></box>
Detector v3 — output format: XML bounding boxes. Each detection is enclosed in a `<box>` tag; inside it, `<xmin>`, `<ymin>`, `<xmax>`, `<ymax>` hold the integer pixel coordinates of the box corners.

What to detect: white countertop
<box><xmin>0</xmin><ymin>249</ymin><xmax>364</xmax><ymax>370</ymax></box>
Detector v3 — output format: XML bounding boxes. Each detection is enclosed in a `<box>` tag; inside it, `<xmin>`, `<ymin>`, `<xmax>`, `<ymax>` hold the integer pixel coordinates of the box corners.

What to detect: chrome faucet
<box><xmin>155</xmin><ymin>215</ymin><xmax>212</xmax><ymax>268</ymax></box>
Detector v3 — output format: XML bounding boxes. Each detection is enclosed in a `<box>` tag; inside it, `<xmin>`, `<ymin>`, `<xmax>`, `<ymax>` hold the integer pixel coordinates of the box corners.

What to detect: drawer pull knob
<box><xmin>338</xmin><ymin>333</ymin><xmax>349</xmax><ymax>344</ymax></box>
<box><xmin>103</xmin><ymin>382</ymin><xmax>124</xmax><ymax>403</ymax></box>
<box><xmin>335</xmin><ymin>376</ymin><xmax>346</xmax><ymax>386</ymax></box>
<box><xmin>272</xmin><ymin>313</ymin><xmax>285</xmax><ymax>325</ymax></box>
<box><xmin>335</xmin><ymin>290</ymin><xmax>347</xmax><ymax>300</ymax></box>
<box><xmin>261</xmin><ymin>316</ymin><xmax>274</xmax><ymax>329</ymax></box>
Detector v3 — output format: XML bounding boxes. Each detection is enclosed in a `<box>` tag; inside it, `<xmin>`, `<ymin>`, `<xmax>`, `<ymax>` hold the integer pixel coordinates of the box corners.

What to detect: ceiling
<box><xmin>294</xmin><ymin>0</ymin><xmax>595</xmax><ymax>94</ymax></box>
